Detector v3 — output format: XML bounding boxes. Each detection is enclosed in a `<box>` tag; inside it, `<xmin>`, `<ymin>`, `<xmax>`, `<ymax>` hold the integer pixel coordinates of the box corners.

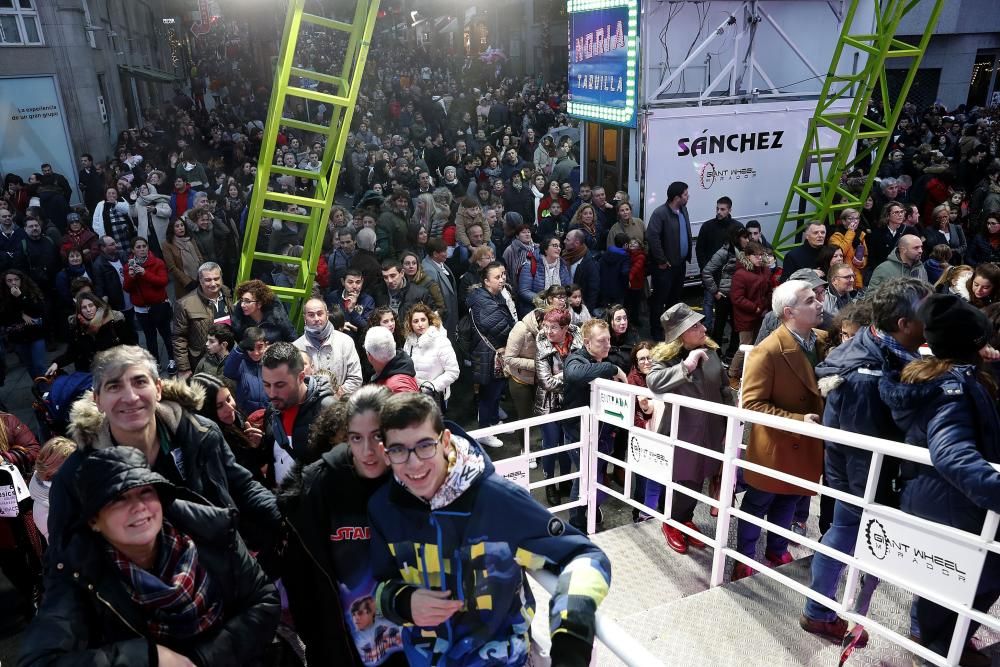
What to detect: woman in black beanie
<box><xmin>18</xmin><ymin>447</ymin><xmax>279</xmax><ymax>667</ymax></box>
<box><xmin>878</xmin><ymin>294</ymin><xmax>1000</xmax><ymax>666</ymax></box>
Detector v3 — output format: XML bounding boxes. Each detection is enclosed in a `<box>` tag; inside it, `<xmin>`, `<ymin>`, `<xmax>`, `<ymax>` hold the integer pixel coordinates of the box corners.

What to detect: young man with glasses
<box><xmin>368</xmin><ymin>392</ymin><xmax>611</xmax><ymax>667</ymax></box>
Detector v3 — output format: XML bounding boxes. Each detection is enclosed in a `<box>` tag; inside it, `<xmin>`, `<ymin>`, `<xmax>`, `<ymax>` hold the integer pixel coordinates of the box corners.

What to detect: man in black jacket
<box><xmin>260</xmin><ymin>342</ymin><xmax>336</xmax><ymax>488</ymax></box>
<box><xmin>695</xmin><ymin>196</ymin><xmax>740</xmax><ymax>331</ymax></box>
<box><xmin>563</xmin><ymin>319</ymin><xmax>627</xmax><ymax>529</ymax></box>
<box><xmin>372</xmin><ymin>259</ymin><xmax>432</xmax><ymax>318</ymax></box>
<box><xmin>77</xmin><ymin>153</ymin><xmax>104</xmax><ymax>214</ymax></box>
<box><xmin>646</xmin><ymin>181</ymin><xmax>694</xmax><ymax>339</ymax></box>
<box><xmin>779</xmin><ymin>221</ymin><xmax>827</xmax><ymax>282</ymax></box>
<box><xmin>91</xmin><ymin>235</ymin><xmax>135</xmax><ymax>329</ymax></box>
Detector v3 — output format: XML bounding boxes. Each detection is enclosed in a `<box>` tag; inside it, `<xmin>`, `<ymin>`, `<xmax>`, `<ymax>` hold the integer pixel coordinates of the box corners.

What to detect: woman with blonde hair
<box><xmin>29</xmin><ymin>436</ymin><xmax>77</xmax><ymax>541</ymax></box>
<box><xmin>934</xmin><ymin>264</ymin><xmax>973</xmax><ymax>297</ymax></box>
<box><xmin>828</xmin><ymin>208</ymin><xmax>868</xmax><ymax>286</ymax></box>
<box><xmin>402</xmin><ymin>303</ymin><xmax>459</xmax><ymax>411</ymax></box>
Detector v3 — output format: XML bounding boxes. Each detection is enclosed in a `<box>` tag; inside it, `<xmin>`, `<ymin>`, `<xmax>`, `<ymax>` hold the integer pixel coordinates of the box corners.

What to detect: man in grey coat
<box><xmin>646</xmin><ymin>181</ymin><xmax>694</xmax><ymax>340</ymax></box>
<box><xmin>421</xmin><ymin>238</ymin><xmax>459</xmax><ymax>335</ymax></box>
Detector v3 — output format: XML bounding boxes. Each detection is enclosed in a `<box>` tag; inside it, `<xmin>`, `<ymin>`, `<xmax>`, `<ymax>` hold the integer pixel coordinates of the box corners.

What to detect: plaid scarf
<box><xmin>107</xmin><ymin>520</ymin><xmax>223</xmax><ymax>642</ymax></box>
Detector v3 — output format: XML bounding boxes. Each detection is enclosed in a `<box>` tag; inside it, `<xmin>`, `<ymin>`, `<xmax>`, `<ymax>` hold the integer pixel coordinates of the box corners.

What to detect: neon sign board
<box><xmin>567</xmin><ymin>0</ymin><xmax>639</xmax><ymax>128</ymax></box>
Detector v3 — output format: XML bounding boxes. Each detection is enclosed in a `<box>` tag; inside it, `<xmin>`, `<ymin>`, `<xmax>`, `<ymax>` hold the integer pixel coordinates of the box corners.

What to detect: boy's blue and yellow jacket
<box><xmin>368</xmin><ymin>424</ymin><xmax>611</xmax><ymax>667</ymax></box>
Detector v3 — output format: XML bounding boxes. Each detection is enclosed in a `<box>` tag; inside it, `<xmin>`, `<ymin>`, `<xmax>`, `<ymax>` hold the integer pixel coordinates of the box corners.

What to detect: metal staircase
<box><xmin>771</xmin><ymin>0</ymin><xmax>944</xmax><ymax>253</ymax></box>
<box><xmin>237</xmin><ymin>0</ymin><xmax>381</xmax><ymax>322</ymax></box>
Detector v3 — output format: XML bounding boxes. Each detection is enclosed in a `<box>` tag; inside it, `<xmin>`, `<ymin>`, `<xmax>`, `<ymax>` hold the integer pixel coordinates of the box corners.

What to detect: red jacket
<box><xmin>377</xmin><ymin>374</ymin><xmax>419</xmax><ymax>394</ymax></box>
<box><xmin>122</xmin><ymin>253</ymin><xmax>169</xmax><ymax>306</ymax></box>
<box><xmin>627</xmin><ymin>248</ymin><xmax>646</xmax><ymax>289</ymax></box>
<box><xmin>730</xmin><ymin>263</ymin><xmax>772</xmax><ymax>332</ymax></box>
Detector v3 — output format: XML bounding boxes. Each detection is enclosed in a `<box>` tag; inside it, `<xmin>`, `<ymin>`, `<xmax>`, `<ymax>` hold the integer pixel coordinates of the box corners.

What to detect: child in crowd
<box><xmin>196</xmin><ymin>323</ymin><xmax>236</xmax><ymax>379</ymax></box>
<box><xmin>567</xmin><ymin>283</ymin><xmax>592</xmax><ymax>327</ymax></box>
<box><xmin>28</xmin><ymin>436</ymin><xmax>76</xmax><ymax>541</ymax></box>
<box><xmin>626</xmin><ymin>237</ymin><xmax>647</xmax><ymax>324</ymax></box>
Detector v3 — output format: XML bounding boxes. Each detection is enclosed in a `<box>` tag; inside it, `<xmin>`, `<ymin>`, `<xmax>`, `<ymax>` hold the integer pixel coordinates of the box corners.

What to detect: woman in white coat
<box><xmin>131</xmin><ymin>182</ymin><xmax>172</xmax><ymax>251</ymax></box>
<box><xmin>402</xmin><ymin>303</ymin><xmax>459</xmax><ymax>411</ymax></box>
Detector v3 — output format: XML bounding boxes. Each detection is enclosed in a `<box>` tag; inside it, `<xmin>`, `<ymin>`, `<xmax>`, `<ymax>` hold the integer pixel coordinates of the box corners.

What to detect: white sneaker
<box><xmin>478</xmin><ymin>435</ymin><xmax>504</xmax><ymax>448</ymax></box>
<box><xmin>529</xmin><ymin>459</ymin><xmax>538</xmax><ymax>469</ymax></box>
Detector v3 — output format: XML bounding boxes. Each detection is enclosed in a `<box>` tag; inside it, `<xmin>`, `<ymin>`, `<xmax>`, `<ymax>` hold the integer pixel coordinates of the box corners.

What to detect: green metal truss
<box><xmin>772</xmin><ymin>0</ymin><xmax>944</xmax><ymax>254</ymax></box>
<box><xmin>238</xmin><ymin>0</ymin><xmax>380</xmax><ymax>322</ymax></box>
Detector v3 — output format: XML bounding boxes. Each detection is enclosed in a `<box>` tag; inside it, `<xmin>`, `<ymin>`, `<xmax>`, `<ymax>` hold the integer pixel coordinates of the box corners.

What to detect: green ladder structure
<box><xmin>237</xmin><ymin>0</ymin><xmax>381</xmax><ymax>322</ymax></box>
<box><xmin>771</xmin><ymin>0</ymin><xmax>944</xmax><ymax>254</ymax></box>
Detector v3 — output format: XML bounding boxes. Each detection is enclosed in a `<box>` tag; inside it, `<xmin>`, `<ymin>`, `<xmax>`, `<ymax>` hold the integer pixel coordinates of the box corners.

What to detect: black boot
<box><xmin>544</xmin><ymin>476</ymin><xmax>561</xmax><ymax>505</ymax></box>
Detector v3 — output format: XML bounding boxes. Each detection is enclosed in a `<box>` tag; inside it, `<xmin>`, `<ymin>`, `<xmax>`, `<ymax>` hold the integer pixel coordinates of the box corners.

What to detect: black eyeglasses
<box><xmin>384</xmin><ymin>433</ymin><xmax>442</xmax><ymax>464</ymax></box>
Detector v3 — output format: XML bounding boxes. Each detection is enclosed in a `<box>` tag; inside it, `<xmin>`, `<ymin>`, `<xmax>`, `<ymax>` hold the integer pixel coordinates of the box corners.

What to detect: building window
<box><xmin>0</xmin><ymin>0</ymin><xmax>43</xmax><ymax>46</ymax></box>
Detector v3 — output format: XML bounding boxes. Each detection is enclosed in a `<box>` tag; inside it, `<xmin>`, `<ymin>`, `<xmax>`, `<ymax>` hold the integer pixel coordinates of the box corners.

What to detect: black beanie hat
<box><xmin>75</xmin><ymin>447</ymin><xmax>174</xmax><ymax>521</ymax></box>
<box><xmin>918</xmin><ymin>293</ymin><xmax>990</xmax><ymax>362</ymax></box>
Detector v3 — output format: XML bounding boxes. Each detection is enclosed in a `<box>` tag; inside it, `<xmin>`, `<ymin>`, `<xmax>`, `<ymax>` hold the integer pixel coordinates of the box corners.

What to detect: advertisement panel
<box><xmin>854</xmin><ymin>507</ymin><xmax>987</xmax><ymax>608</ymax></box>
<box><xmin>567</xmin><ymin>0</ymin><xmax>639</xmax><ymax>128</ymax></box>
<box><xmin>642</xmin><ymin>101</ymin><xmax>851</xmax><ymax>277</ymax></box>
<box><xmin>626</xmin><ymin>430</ymin><xmax>673</xmax><ymax>489</ymax></box>
<box><xmin>0</xmin><ymin>76</ymin><xmax>78</xmax><ymax>203</ymax></box>
<box><xmin>494</xmin><ymin>456</ymin><xmax>530</xmax><ymax>491</ymax></box>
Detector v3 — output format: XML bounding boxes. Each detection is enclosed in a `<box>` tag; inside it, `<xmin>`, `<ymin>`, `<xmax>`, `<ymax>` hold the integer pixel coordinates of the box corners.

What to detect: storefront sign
<box><xmin>626</xmin><ymin>429</ymin><xmax>673</xmax><ymax>489</ymax></box>
<box><xmin>855</xmin><ymin>508</ymin><xmax>987</xmax><ymax>607</ymax></box>
<box><xmin>494</xmin><ymin>456</ymin><xmax>530</xmax><ymax>490</ymax></box>
<box><xmin>567</xmin><ymin>0</ymin><xmax>639</xmax><ymax>127</ymax></box>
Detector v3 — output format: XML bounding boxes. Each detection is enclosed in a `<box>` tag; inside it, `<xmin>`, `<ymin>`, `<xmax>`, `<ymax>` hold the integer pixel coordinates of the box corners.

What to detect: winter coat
<box><xmin>828</xmin><ymin>227</ymin><xmax>868</xmax><ymax>286</ymax></box>
<box><xmin>122</xmin><ymin>253</ymin><xmax>169</xmax><ymax>307</ymax></box>
<box><xmin>868</xmin><ymin>249</ymin><xmax>929</xmax><ymax>291</ymax></box>
<box><xmin>52</xmin><ymin>310</ymin><xmax>138</xmax><ymax>373</ymax></box>
<box><xmin>729</xmin><ymin>260</ymin><xmax>772</xmax><ymax>332</ymax></box>
<box><xmin>779</xmin><ymin>242</ymin><xmax>822</xmax><ymax>281</ymax></box>
<box><xmin>454</xmin><ymin>207</ymin><xmax>490</xmax><ymax>249</ymax></box>
<box><xmin>570</xmin><ymin>254</ymin><xmax>601</xmax><ymax>313</ymax></box>
<box><xmin>131</xmin><ymin>192</ymin><xmax>172</xmax><ymax>248</ymax></box>
<box><xmin>607</xmin><ymin>327</ymin><xmax>639</xmax><ymax>372</ymax></box>
<box><xmin>533</xmin><ymin>325</ymin><xmax>583</xmax><ymax>415</ymax></box>
<box><xmin>700</xmin><ymin>245</ymin><xmax>739</xmax><ymax>297</ymax></box>
<box><xmin>741</xmin><ymin>325</ymin><xmax>829</xmax><ymax>495</ymax></box>
<box><xmin>260</xmin><ymin>375</ymin><xmax>337</xmax><ymax>486</ymax></box>
<box><xmin>922</xmin><ymin>223</ymin><xmax>967</xmax><ymax>264</ymax></box>
<box><xmin>293</xmin><ymin>329</ymin><xmax>363</xmax><ymax>395</ymax></box>
<box><xmin>517</xmin><ymin>251</ymin><xmax>571</xmax><ymax>311</ymax></box>
<box><xmin>879</xmin><ymin>363</ymin><xmax>1000</xmax><ymax>589</ymax></box>
<box><xmin>223</xmin><ymin>346</ymin><xmax>269</xmax><ymax>414</ymax></box>
<box><xmin>814</xmin><ymin>327</ymin><xmax>908</xmax><ymax>502</ymax></box>
<box><xmin>372</xmin><ymin>351</ymin><xmax>420</xmax><ymax>393</ymax></box>
<box><xmin>55</xmin><ymin>264</ymin><xmax>90</xmax><ymax>306</ymax></box>
<box><xmin>563</xmin><ymin>347</ymin><xmax>620</xmax><ymax>440</ymax></box>
<box><xmin>231</xmin><ymin>302</ymin><xmax>296</xmax><ymax>344</ymax></box>
<box><xmin>504</xmin><ymin>310</ymin><xmax>543</xmax><ymax>386</ymax></box>
<box><xmin>467</xmin><ymin>286</ymin><xmax>516</xmax><ymax>384</ymax></box>
<box><xmin>627</xmin><ymin>248</ymin><xmax>647</xmax><ymax>290</ymax></box>
<box><xmin>368</xmin><ymin>426</ymin><xmax>610</xmax><ymax>667</ymax></box>
<box><xmin>161</xmin><ymin>237</ymin><xmax>204</xmax><ymax>291</ymax></box>
<box><xmin>91</xmin><ymin>252</ymin><xmax>129</xmax><ymax>311</ymax></box>
<box><xmin>646</xmin><ymin>203</ymin><xmax>693</xmax><ymax>267</ymax></box>
<box><xmin>868</xmin><ymin>224</ymin><xmax>917</xmax><ymax>270</ymax></box>
<box><xmin>967</xmin><ymin>234</ymin><xmax>1000</xmax><ymax>266</ymax></box>
<box><xmin>646</xmin><ymin>343</ymin><xmax>735</xmax><ymax>481</ymax></box>
<box><xmin>372</xmin><ymin>279</ymin><xmax>433</xmax><ymax>320</ymax></box>
<box><xmin>598</xmin><ymin>246</ymin><xmax>630</xmax><ymax>306</ymax></box>
<box><xmin>277</xmin><ymin>446</ymin><xmax>406</xmax><ymax>667</ymax></box>
<box><xmin>172</xmin><ymin>287</ymin><xmax>234</xmax><ymax>373</ymax></box>
<box><xmin>695</xmin><ymin>217</ymin><xmax>738</xmax><ymax>269</ymax></box>
<box><xmin>18</xmin><ymin>494</ymin><xmax>279</xmax><ymax>667</ymax></box>
<box><xmin>59</xmin><ymin>228</ymin><xmax>100</xmax><ymax>263</ymax></box>
<box><xmin>403</xmin><ymin>325</ymin><xmax>459</xmax><ymax>398</ymax></box>
<box><xmin>48</xmin><ymin>380</ymin><xmax>280</xmax><ymax>562</ymax></box>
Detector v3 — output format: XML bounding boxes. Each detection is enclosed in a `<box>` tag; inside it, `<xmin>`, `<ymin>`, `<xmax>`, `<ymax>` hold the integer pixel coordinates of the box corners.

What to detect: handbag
<box><xmin>469</xmin><ymin>310</ymin><xmax>506</xmax><ymax>379</ymax></box>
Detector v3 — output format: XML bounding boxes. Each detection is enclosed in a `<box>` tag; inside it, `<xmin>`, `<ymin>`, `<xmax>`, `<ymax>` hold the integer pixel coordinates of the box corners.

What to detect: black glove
<box><xmin>550</xmin><ymin>634</ymin><xmax>592</xmax><ymax>667</ymax></box>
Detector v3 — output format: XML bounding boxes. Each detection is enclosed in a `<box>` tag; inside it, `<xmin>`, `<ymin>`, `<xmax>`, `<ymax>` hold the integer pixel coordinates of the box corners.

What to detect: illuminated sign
<box><xmin>567</xmin><ymin>0</ymin><xmax>639</xmax><ymax>128</ymax></box>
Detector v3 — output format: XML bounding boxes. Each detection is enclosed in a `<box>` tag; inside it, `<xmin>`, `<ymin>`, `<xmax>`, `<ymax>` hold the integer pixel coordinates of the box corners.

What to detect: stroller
<box><xmin>32</xmin><ymin>372</ymin><xmax>93</xmax><ymax>440</ymax></box>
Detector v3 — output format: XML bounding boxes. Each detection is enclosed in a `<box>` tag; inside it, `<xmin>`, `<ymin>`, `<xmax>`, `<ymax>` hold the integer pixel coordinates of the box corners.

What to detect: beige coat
<box><xmin>504</xmin><ymin>309</ymin><xmax>542</xmax><ymax>385</ymax></box>
<box><xmin>741</xmin><ymin>325</ymin><xmax>829</xmax><ymax>495</ymax></box>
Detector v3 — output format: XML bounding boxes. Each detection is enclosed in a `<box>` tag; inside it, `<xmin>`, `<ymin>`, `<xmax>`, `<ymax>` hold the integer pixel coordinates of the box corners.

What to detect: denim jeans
<box><xmin>13</xmin><ymin>339</ymin><xmax>47</xmax><ymax>380</ymax></box>
<box><xmin>736</xmin><ymin>486</ymin><xmax>800</xmax><ymax>557</ymax></box>
<box><xmin>701</xmin><ymin>288</ymin><xmax>716</xmax><ymax>332</ymax></box>
<box><xmin>540</xmin><ymin>419</ymin><xmax>572</xmax><ymax>479</ymax></box>
<box><xmin>477</xmin><ymin>376</ymin><xmax>506</xmax><ymax>427</ymax></box>
<box><xmin>803</xmin><ymin>497</ymin><xmax>865</xmax><ymax>621</ymax></box>
<box><xmin>569</xmin><ymin>423</ymin><xmax>613</xmax><ymax>524</ymax></box>
<box><xmin>136</xmin><ymin>302</ymin><xmax>174</xmax><ymax>366</ymax></box>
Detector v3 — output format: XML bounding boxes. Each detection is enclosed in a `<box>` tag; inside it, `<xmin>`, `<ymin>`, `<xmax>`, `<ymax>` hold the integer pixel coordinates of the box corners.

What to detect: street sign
<box><xmin>598</xmin><ymin>385</ymin><xmax>632</xmax><ymax>428</ymax></box>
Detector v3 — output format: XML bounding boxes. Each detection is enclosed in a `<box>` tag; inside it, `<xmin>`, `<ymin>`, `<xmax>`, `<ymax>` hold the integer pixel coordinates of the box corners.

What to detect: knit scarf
<box><xmin>108</xmin><ymin>520</ymin><xmax>223</xmax><ymax>642</ymax></box>
<box><xmin>562</xmin><ymin>243</ymin><xmax>587</xmax><ymax>266</ymax></box>
<box><xmin>504</xmin><ymin>239</ymin><xmax>533</xmax><ymax>281</ymax></box>
<box><xmin>304</xmin><ymin>320</ymin><xmax>334</xmax><ymax>349</ymax></box>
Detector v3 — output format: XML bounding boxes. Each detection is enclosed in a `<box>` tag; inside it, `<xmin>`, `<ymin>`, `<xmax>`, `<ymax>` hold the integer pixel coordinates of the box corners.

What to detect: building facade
<box><xmin>0</xmin><ymin>0</ymin><xmax>181</xmax><ymax>192</ymax></box>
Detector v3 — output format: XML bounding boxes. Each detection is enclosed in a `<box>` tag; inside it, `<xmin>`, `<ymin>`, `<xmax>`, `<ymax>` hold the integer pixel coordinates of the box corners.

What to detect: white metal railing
<box><xmin>579</xmin><ymin>377</ymin><xmax>1000</xmax><ymax>667</ymax></box>
<box><xmin>470</xmin><ymin>378</ymin><xmax>1000</xmax><ymax>667</ymax></box>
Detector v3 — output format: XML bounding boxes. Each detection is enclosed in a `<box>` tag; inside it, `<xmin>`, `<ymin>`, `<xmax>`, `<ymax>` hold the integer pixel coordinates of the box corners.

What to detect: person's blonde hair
<box><xmin>403</xmin><ymin>303</ymin><xmax>442</xmax><ymax>336</ymax></box>
<box><xmin>581</xmin><ymin>318</ymin><xmax>609</xmax><ymax>341</ymax></box>
<box><xmin>34</xmin><ymin>436</ymin><xmax>76</xmax><ymax>480</ymax></box>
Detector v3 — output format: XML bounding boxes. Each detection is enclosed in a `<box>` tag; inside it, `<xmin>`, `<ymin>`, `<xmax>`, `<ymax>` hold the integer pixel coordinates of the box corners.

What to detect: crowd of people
<box><xmin>0</xmin><ymin>11</ymin><xmax>998</xmax><ymax>667</ymax></box>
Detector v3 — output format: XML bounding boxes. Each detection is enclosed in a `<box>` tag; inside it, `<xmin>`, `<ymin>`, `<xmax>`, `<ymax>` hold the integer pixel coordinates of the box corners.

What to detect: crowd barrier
<box><xmin>468</xmin><ymin>378</ymin><xmax>1000</xmax><ymax>667</ymax></box>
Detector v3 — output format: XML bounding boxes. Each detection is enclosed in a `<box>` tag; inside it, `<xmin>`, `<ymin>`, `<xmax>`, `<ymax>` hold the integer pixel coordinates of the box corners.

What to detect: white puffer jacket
<box><xmin>403</xmin><ymin>325</ymin><xmax>460</xmax><ymax>398</ymax></box>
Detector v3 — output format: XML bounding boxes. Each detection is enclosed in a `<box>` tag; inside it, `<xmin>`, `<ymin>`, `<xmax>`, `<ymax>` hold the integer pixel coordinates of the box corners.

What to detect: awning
<box><xmin>118</xmin><ymin>65</ymin><xmax>179</xmax><ymax>84</ymax></box>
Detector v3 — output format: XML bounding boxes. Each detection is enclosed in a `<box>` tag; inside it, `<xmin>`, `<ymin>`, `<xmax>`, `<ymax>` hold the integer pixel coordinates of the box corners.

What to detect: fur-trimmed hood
<box><xmin>68</xmin><ymin>379</ymin><xmax>205</xmax><ymax>450</ymax></box>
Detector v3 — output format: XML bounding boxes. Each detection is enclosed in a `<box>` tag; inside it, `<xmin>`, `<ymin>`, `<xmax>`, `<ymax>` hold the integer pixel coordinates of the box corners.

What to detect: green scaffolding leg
<box><xmin>772</xmin><ymin>0</ymin><xmax>944</xmax><ymax>254</ymax></box>
<box><xmin>238</xmin><ymin>0</ymin><xmax>380</xmax><ymax>323</ymax></box>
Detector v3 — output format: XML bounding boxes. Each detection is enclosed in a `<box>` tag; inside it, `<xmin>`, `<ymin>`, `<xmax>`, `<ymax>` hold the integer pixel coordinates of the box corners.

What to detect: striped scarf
<box><xmin>108</xmin><ymin>519</ymin><xmax>223</xmax><ymax>642</ymax></box>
